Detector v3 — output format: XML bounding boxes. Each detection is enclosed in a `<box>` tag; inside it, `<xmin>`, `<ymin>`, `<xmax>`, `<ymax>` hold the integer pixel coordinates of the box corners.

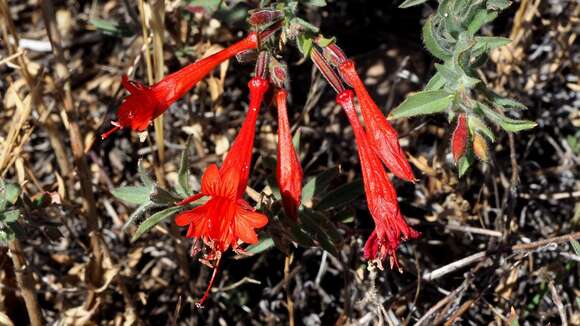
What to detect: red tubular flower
<box><xmin>221</xmin><ymin>77</ymin><xmax>270</xmax><ymax>197</ymax></box>
<box><xmin>336</xmin><ymin>90</ymin><xmax>420</xmax><ymax>270</ymax></box>
<box><xmin>102</xmin><ymin>33</ymin><xmax>260</xmax><ymax>139</ymax></box>
<box><xmin>451</xmin><ymin>114</ymin><xmax>468</xmax><ymax>162</ymax></box>
<box><xmin>174</xmin><ymin>77</ymin><xmax>269</xmax><ymax>306</ymax></box>
<box><xmin>338</xmin><ymin>60</ymin><xmax>415</xmax><ymax>182</ymax></box>
<box><xmin>275</xmin><ymin>89</ymin><xmax>303</xmax><ymax>220</ymax></box>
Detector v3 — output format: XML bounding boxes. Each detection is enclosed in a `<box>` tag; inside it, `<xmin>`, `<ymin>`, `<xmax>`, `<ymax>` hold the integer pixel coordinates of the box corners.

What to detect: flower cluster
<box><xmin>106</xmin><ymin>11</ymin><xmax>419</xmax><ymax>305</ymax></box>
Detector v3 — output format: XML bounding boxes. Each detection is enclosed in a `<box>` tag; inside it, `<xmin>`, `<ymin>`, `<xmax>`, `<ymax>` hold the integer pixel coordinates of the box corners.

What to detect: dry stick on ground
<box><xmin>7</xmin><ymin>239</ymin><xmax>43</xmax><ymax>326</ymax></box>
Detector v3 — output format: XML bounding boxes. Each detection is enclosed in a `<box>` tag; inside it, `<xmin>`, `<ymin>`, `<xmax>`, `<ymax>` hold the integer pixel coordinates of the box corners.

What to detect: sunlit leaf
<box><xmin>132</xmin><ymin>206</ymin><xmax>183</xmax><ymax>242</ymax></box>
<box><xmin>389</xmin><ymin>90</ymin><xmax>453</xmax><ymax>119</ymax></box>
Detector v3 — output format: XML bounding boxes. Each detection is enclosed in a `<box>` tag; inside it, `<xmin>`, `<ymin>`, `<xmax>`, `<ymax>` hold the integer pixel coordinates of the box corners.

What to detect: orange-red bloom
<box><xmin>175</xmin><ymin>77</ymin><xmax>269</xmax><ymax>306</ymax></box>
<box><xmin>102</xmin><ymin>33</ymin><xmax>259</xmax><ymax>139</ymax></box>
<box><xmin>337</xmin><ymin>90</ymin><xmax>420</xmax><ymax>270</ymax></box>
<box><xmin>451</xmin><ymin>114</ymin><xmax>468</xmax><ymax>162</ymax></box>
<box><xmin>338</xmin><ymin>60</ymin><xmax>415</xmax><ymax>182</ymax></box>
<box><xmin>275</xmin><ymin>89</ymin><xmax>303</xmax><ymax>220</ymax></box>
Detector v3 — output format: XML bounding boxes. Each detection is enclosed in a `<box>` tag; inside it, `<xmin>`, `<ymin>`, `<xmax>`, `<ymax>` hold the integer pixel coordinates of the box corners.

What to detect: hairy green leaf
<box><xmin>132</xmin><ymin>206</ymin><xmax>183</xmax><ymax>242</ymax></box>
<box><xmin>112</xmin><ymin>186</ymin><xmax>151</xmax><ymax>206</ymax></box>
<box><xmin>399</xmin><ymin>0</ymin><xmax>429</xmax><ymax>8</ymax></box>
<box><xmin>479</xmin><ymin>103</ymin><xmax>537</xmax><ymax>132</ymax></box>
<box><xmin>423</xmin><ymin>16</ymin><xmax>452</xmax><ymax>61</ymax></box>
<box><xmin>390</xmin><ymin>90</ymin><xmax>453</xmax><ymax>119</ymax></box>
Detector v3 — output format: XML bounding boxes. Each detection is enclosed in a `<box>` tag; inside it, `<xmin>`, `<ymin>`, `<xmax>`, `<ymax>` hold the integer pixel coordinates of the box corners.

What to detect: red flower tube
<box><xmin>275</xmin><ymin>89</ymin><xmax>303</xmax><ymax>220</ymax></box>
<box><xmin>451</xmin><ymin>114</ymin><xmax>468</xmax><ymax>162</ymax></box>
<box><xmin>102</xmin><ymin>33</ymin><xmax>261</xmax><ymax>139</ymax></box>
<box><xmin>174</xmin><ymin>77</ymin><xmax>269</xmax><ymax>306</ymax></box>
<box><xmin>338</xmin><ymin>60</ymin><xmax>415</xmax><ymax>182</ymax></box>
<box><xmin>336</xmin><ymin>90</ymin><xmax>420</xmax><ymax>270</ymax></box>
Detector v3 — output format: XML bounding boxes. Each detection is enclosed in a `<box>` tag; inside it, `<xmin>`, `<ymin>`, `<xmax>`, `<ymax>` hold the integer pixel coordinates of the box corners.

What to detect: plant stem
<box><xmin>8</xmin><ymin>239</ymin><xmax>43</xmax><ymax>326</ymax></box>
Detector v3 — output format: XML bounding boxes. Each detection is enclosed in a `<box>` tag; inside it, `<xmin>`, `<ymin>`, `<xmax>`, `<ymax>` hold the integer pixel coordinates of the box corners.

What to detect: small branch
<box><xmin>423</xmin><ymin>232</ymin><xmax>580</xmax><ymax>281</ymax></box>
<box><xmin>548</xmin><ymin>281</ymin><xmax>568</xmax><ymax>326</ymax></box>
<box><xmin>8</xmin><ymin>239</ymin><xmax>43</xmax><ymax>326</ymax></box>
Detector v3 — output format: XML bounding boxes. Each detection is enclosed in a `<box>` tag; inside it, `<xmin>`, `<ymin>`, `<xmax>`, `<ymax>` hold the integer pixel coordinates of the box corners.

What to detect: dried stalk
<box><xmin>7</xmin><ymin>239</ymin><xmax>43</xmax><ymax>326</ymax></box>
<box><xmin>40</xmin><ymin>0</ymin><xmax>105</xmax><ymax>309</ymax></box>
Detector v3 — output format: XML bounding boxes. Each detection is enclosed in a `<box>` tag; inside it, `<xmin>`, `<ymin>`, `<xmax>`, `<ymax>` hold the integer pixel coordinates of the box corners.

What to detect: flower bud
<box><xmin>451</xmin><ymin>114</ymin><xmax>468</xmax><ymax>162</ymax></box>
<box><xmin>472</xmin><ymin>132</ymin><xmax>489</xmax><ymax>161</ymax></box>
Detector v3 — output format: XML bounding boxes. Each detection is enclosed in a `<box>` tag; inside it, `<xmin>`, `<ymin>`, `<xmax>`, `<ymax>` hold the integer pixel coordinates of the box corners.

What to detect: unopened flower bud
<box><xmin>472</xmin><ymin>132</ymin><xmax>489</xmax><ymax>161</ymax></box>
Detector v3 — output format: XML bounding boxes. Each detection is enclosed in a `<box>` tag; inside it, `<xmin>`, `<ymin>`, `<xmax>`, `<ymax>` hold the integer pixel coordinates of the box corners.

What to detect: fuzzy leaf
<box><xmin>316</xmin><ymin>179</ymin><xmax>364</xmax><ymax>210</ymax></box>
<box><xmin>150</xmin><ymin>186</ymin><xmax>180</xmax><ymax>205</ymax></box>
<box><xmin>303</xmin><ymin>0</ymin><xmax>327</xmax><ymax>7</ymax></box>
<box><xmin>137</xmin><ymin>160</ymin><xmax>154</xmax><ymax>189</ymax></box>
<box><xmin>246</xmin><ymin>238</ymin><xmax>275</xmax><ymax>255</ymax></box>
<box><xmin>425</xmin><ymin>72</ymin><xmax>445</xmax><ymax>91</ymax></box>
<box><xmin>423</xmin><ymin>16</ymin><xmax>452</xmax><ymax>61</ymax></box>
<box><xmin>467</xmin><ymin>10</ymin><xmax>498</xmax><ymax>36</ymax></box>
<box><xmin>132</xmin><ymin>206</ymin><xmax>183</xmax><ymax>242</ymax></box>
<box><xmin>570</xmin><ymin>239</ymin><xmax>580</xmax><ymax>256</ymax></box>
<box><xmin>123</xmin><ymin>202</ymin><xmax>153</xmax><ymax>231</ymax></box>
<box><xmin>479</xmin><ymin>103</ymin><xmax>537</xmax><ymax>132</ymax></box>
<box><xmin>399</xmin><ymin>0</ymin><xmax>429</xmax><ymax>8</ymax></box>
<box><xmin>487</xmin><ymin>0</ymin><xmax>512</xmax><ymax>10</ymax></box>
<box><xmin>468</xmin><ymin>115</ymin><xmax>495</xmax><ymax>142</ymax></box>
<box><xmin>296</xmin><ymin>34</ymin><xmax>313</xmax><ymax>57</ymax></box>
<box><xmin>301</xmin><ymin>167</ymin><xmax>339</xmax><ymax>204</ymax></box>
<box><xmin>390</xmin><ymin>90</ymin><xmax>453</xmax><ymax>119</ymax></box>
<box><xmin>176</xmin><ymin>140</ymin><xmax>193</xmax><ymax>197</ymax></box>
<box><xmin>457</xmin><ymin>154</ymin><xmax>472</xmax><ymax>177</ymax></box>
<box><xmin>474</xmin><ymin>36</ymin><xmax>511</xmax><ymax>50</ymax></box>
<box><xmin>1</xmin><ymin>209</ymin><xmax>20</xmax><ymax>223</ymax></box>
<box><xmin>112</xmin><ymin>186</ymin><xmax>151</xmax><ymax>206</ymax></box>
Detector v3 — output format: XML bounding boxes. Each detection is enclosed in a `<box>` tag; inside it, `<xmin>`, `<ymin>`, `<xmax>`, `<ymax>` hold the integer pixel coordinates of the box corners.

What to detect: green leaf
<box><xmin>4</xmin><ymin>183</ymin><xmax>20</xmax><ymax>205</ymax></box>
<box><xmin>457</xmin><ymin>154</ymin><xmax>472</xmax><ymax>177</ymax></box>
<box><xmin>112</xmin><ymin>186</ymin><xmax>151</xmax><ymax>206</ymax></box>
<box><xmin>474</xmin><ymin>36</ymin><xmax>511</xmax><ymax>51</ymax></box>
<box><xmin>316</xmin><ymin>179</ymin><xmax>364</xmax><ymax>210</ymax></box>
<box><xmin>399</xmin><ymin>0</ymin><xmax>428</xmax><ymax>8</ymax></box>
<box><xmin>301</xmin><ymin>167</ymin><xmax>339</xmax><ymax>204</ymax></box>
<box><xmin>150</xmin><ymin>186</ymin><xmax>180</xmax><ymax>205</ymax></box>
<box><xmin>89</xmin><ymin>19</ymin><xmax>133</xmax><ymax>37</ymax></box>
<box><xmin>570</xmin><ymin>239</ymin><xmax>580</xmax><ymax>256</ymax></box>
<box><xmin>303</xmin><ymin>0</ymin><xmax>327</xmax><ymax>7</ymax></box>
<box><xmin>487</xmin><ymin>0</ymin><xmax>511</xmax><ymax>11</ymax></box>
<box><xmin>468</xmin><ymin>115</ymin><xmax>495</xmax><ymax>142</ymax></box>
<box><xmin>296</xmin><ymin>34</ymin><xmax>313</xmax><ymax>57</ymax></box>
<box><xmin>122</xmin><ymin>202</ymin><xmax>153</xmax><ymax>231</ymax></box>
<box><xmin>186</xmin><ymin>0</ymin><xmax>222</xmax><ymax>12</ymax></box>
<box><xmin>246</xmin><ymin>238</ymin><xmax>275</xmax><ymax>255</ymax></box>
<box><xmin>485</xmin><ymin>90</ymin><xmax>528</xmax><ymax>110</ymax></box>
<box><xmin>291</xmin><ymin>17</ymin><xmax>319</xmax><ymax>33</ymax></box>
<box><xmin>467</xmin><ymin>10</ymin><xmax>498</xmax><ymax>36</ymax></box>
<box><xmin>132</xmin><ymin>206</ymin><xmax>183</xmax><ymax>242</ymax></box>
<box><xmin>425</xmin><ymin>72</ymin><xmax>445</xmax><ymax>91</ymax></box>
<box><xmin>1</xmin><ymin>210</ymin><xmax>20</xmax><ymax>223</ymax></box>
<box><xmin>137</xmin><ymin>160</ymin><xmax>154</xmax><ymax>189</ymax></box>
<box><xmin>478</xmin><ymin>103</ymin><xmax>537</xmax><ymax>132</ymax></box>
<box><xmin>316</xmin><ymin>35</ymin><xmax>335</xmax><ymax>47</ymax></box>
<box><xmin>303</xmin><ymin>209</ymin><xmax>342</xmax><ymax>245</ymax></box>
<box><xmin>389</xmin><ymin>90</ymin><xmax>453</xmax><ymax>120</ymax></box>
<box><xmin>422</xmin><ymin>16</ymin><xmax>452</xmax><ymax>61</ymax></box>
<box><xmin>176</xmin><ymin>140</ymin><xmax>193</xmax><ymax>197</ymax></box>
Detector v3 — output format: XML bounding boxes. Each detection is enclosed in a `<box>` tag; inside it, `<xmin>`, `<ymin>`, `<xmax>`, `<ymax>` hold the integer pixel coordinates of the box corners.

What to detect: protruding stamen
<box><xmin>101</xmin><ymin>122</ymin><xmax>121</xmax><ymax>140</ymax></box>
<box><xmin>195</xmin><ymin>256</ymin><xmax>222</xmax><ymax>308</ymax></box>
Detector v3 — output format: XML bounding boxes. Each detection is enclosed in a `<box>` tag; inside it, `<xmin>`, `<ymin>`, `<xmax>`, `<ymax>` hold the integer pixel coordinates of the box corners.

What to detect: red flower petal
<box><xmin>339</xmin><ymin>60</ymin><xmax>415</xmax><ymax>182</ymax></box>
<box><xmin>275</xmin><ymin>89</ymin><xmax>303</xmax><ymax>220</ymax></box>
<box><xmin>337</xmin><ymin>90</ymin><xmax>420</xmax><ymax>269</ymax></box>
